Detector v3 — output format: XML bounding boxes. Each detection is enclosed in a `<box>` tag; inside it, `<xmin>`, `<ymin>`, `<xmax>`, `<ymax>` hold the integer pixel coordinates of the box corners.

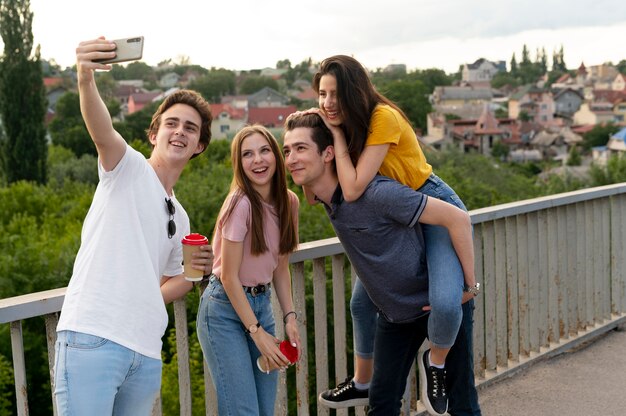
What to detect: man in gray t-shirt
<box><xmin>283</xmin><ymin>113</ymin><xmax>475</xmax><ymax>416</ymax></box>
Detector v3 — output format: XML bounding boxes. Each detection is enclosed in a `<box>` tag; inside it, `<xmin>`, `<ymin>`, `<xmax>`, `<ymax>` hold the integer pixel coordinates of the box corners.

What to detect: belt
<box><xmin>213</xmin><ymin>276</ymin><xmax>271</xmax><ymax>297</ymax></box>
<box><xmin>243</xmin><ymin>282</ymin><xmax>271</xmax><ymax>297</ymax></box>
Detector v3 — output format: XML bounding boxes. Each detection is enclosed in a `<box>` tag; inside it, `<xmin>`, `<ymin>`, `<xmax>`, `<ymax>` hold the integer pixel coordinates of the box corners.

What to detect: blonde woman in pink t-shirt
<box><xmin>196</xmin><ymin>124</ymin><xmax>300</xmax><ymax>415</ymax></box>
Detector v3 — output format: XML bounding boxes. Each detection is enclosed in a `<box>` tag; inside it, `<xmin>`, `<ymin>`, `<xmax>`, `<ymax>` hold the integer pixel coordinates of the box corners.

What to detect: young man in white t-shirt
<box><xmin>54</xmin><ymin>37</ymin><xmax>214</xmax><ymax>415</ymax></box>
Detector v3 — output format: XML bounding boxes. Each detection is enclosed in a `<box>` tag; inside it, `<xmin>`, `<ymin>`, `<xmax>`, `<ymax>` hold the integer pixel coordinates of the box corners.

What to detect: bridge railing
<box><xmin>2</xmin><ymin>183</ymin><xmax>626</xmax><ymax>415</ymax></box>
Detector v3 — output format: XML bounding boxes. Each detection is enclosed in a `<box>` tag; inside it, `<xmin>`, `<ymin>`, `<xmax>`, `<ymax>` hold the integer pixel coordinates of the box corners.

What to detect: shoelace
<box><xmin>332</xmin><ymin>378</ymin><xmax>353</xmax><ymax>397</ymax></box>
<box><xmin>429</xmin><ymin>367</ymin><xmax>447</xmax><ymax>398</ymax></box>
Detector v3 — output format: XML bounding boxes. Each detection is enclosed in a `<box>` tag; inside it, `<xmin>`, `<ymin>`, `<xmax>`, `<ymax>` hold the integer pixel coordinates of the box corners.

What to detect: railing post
<box><xmin>10</xmin><ymin>320</ymin><xmax>29</xmax><ymax>416</ymax></box>
<box><xmin>173</xmin><ymin>298</ymin><xmax>192</xmax><ymax>415</ymax></box>
<box><xmin>44</xmin><ymin>314</ymin><xmax>59</xmax><ymax>416</ymax></box>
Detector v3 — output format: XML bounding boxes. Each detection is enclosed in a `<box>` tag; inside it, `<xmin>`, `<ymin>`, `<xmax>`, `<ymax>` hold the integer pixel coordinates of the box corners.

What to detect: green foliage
<box><xmin>47</xmin><ymin>145</ymin><xmax>98</xmax><ymax>186</ymax></box>
<box><xmin>0</xmin><ymin>0</ymin><xmax>47</xmax><ymax>184</ymax></box>
<box><xmin>380</xmin><ymin>79</ymin><xmax>431</xmax><ymax>132</ymax></box>
<box><xmin>187</xmin><ymin>70</ymin><xmax>236</xmax><ymax>103</ymax></box>
<box><xmin>48</xmin><ymin>92</ymin><xmax>96</xmax><ymax>157</ymax></box>
<box><xmin>0</xmin><ymin>354</ymin><xmax>13</xmax><ymax>415</ymax></box>
<box><xmin>109</xmin><ymin>61</ymin><xmax>155</xmax><ymax>81</ymax></box>
<box><xmin>491</xmin><ymin>141</ymin><xmax>510</xmax><ymax>160</ymax></box>
<box><xmin>582</xmin><ymin>123</ymin><xmax>620</xmax><ymax>150</ymax></box>
<box><xmin>589</xmin><ymin>155</ymin><xmax>626</xmax><ymax>186</ymax></box>
<box><xmin>239</xmin><ymin>75</ymin><xmax>279</xmax><ymax>95</ymax></box>
<box><xmin>426</xmin><ymin>148</ymin><xmax>540</xmax><ymax>210</ymax></box>
<box><xmin>491</xmin><ymin>72</ymin><xmax>519</xmax><ymax>89</ymax></box>
<box><xmin>566</xmin><ymin>146</ymin><xmax>582</xmax><ymax>166</ymax></box>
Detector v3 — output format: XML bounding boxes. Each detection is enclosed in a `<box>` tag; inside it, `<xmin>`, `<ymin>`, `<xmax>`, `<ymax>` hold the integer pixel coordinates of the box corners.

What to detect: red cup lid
<box><xmin>182</xmin><ymin>233</ymin><xmax>208</xmax><ymax>245</ymax></box>
<box><xmin>279</xmin><ymin>340</ymin><xmax>299</xmax><ymax>363</ymax></box>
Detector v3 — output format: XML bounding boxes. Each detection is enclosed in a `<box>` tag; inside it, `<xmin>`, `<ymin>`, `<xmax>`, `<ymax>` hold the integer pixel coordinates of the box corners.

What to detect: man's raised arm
<box><xmin>75</xmin><ymin>37</ymin><xmax>127</xmax><ymax>171</ymax></box>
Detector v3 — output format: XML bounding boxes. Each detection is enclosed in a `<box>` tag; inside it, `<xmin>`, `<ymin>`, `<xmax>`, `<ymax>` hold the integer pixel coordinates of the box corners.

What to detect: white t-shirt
<box><xmin>57</xmin><ymin>145</ymin><xmax>189</xmax><ymax>359</ymax></box>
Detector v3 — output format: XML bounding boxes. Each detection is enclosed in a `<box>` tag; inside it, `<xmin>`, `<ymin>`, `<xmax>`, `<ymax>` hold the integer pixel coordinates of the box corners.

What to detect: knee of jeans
<box><xmin>430</xmin><ymin>300</ymin><xmax>462</xmax><ymax>323</ymax></box>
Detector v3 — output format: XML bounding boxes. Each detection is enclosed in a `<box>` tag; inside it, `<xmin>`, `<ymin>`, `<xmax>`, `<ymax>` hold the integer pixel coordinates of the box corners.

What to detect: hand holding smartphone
<box><xmin>94</xmin><ymin>36</ymin><xmax>144</xmax><ymax>64</ymax></box>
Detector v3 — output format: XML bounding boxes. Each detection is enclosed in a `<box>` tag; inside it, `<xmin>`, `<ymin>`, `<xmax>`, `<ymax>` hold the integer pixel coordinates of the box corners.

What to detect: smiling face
<box><xmin>240</xmin><ymin>132</ymin><xmax>277</xmax><ymax>196</ymax></box>
<box><xmin>318</xmin><ymin>74</ymin><xmax>343</xmax><ymax>126</ymax></box>
<box><xmin>149</xmin><ymin>103</ymin><xmax>205</xmax><ymax>162</ymax></box>
<box><xmin>283</xmin><ymin>127</ymin><xmax>327</xmax><ymax>187</ymax></box>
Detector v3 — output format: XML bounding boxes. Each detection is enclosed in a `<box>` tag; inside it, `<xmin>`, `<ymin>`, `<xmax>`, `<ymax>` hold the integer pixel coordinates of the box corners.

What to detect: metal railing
<box><xmin>2</xmin><ymin>183</ymin><xmax>626</xmax><ymax>415</ymax></box>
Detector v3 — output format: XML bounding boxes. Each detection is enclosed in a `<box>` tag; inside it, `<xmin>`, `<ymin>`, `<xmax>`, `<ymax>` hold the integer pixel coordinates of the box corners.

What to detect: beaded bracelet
<box><xmin>283</xmin><ymin>311</ymin><xmax>297</xmax><ymax>324</ymax></box>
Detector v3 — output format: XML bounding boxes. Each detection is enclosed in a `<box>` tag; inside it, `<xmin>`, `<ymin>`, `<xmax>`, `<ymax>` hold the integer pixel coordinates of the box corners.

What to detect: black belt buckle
<box><xmin>248</xmin><ymin>283</ymin><xmax>269</xmax><ymax>297</ymax></box>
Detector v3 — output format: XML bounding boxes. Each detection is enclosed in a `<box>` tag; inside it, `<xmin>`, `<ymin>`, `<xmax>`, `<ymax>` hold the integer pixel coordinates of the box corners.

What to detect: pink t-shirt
<box><xmin>212</xmin><ymin>191</ymin><xmax>299</xmax><ymax>287</ymax></box>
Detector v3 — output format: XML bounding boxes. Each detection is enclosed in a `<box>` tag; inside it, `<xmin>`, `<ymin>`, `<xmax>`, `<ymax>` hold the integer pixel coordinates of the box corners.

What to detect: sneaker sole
<box><xmin>418</xmin><ymin>349</ymin><xmax>449</xmax><ymax>416</ymax></box>
<box><xmin>318</xmin><ymin>393</ymin><xmax>369</xmax><ymax>409</ymax></box>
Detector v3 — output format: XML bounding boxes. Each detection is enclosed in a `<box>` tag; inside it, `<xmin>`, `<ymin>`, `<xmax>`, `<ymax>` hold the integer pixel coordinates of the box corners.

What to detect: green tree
<box><xmin>510</xmin><ymin>53</ymin><xmax>518</xmax><ymax>76</ymax></box>
<box><xmin>187</xmin><ymin>69</ymin><xmax>236</xmax><ymax>102</ymax></box>
<box><xmin>239</xmin><ymin>75</ymin><xmax>279</xmax><ymax>95</ymax></box>
<box><xmin>582</xmin><ymin>122</ymin><xmax>620</xmax><ymax>150</ymax></box>
<box><xmin>48</xmin><ymin>92</ymin><xmax>95</xmax><ymax>157</ymax></box>
<box><xmin>381</xmin><ymin>79</ymin><xmax>431</xmax><ymax>132</ymax></box>
<box><xmin>0</xmin><ymin>0</ymin><xmax>47</xmax><ymax>184</ymax></box>
<box><xmin>566</xmin><ymin>146</ymin><xmax>582</xmax><ymax>166</ymax></box>
<box><xmin>617</xmin><ymin>59</ymin><xmax>626</xmax><ymax>75</ymax></box>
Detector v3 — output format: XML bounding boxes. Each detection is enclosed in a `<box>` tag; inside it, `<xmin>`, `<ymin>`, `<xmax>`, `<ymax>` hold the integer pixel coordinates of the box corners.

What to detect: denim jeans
<box><xmin>53</xmin><ymin>330</ymin><xmax>162</xmax><ymax>416</ymax></box>
<box><xmin>196</xmin><ymin>277</ymin><xmax>278</xmax><ymax>416</ymax></box>
<box><xmin>417</xmin><ymin>173</ymin><xmax>467</xmax><ymax>349</ymax></box>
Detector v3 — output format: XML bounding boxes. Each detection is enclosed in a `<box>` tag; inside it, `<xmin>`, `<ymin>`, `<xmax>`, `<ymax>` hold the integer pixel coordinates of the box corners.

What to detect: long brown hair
<box><xmin>312</xmin><ymin>55</ymin><xmax>409</xmax><ymax>164</ymax></box>
<box><xmin>218</xmin><ymin>125</ymin><xmax>297</xmax><ymax>255</ymax></box>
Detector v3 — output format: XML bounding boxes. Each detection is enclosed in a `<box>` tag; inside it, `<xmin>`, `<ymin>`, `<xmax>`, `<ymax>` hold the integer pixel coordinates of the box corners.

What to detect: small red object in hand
<box><xmin>279</xmin><ymin>340</ymin><xmax>299</xmax><ymax>363</ymax></box>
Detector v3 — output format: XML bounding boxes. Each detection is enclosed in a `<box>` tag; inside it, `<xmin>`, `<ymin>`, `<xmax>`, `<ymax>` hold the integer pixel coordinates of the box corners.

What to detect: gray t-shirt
<box><xmin>323</xmin><ymin>175</ymin><xmax>429</xmax><ymax>323</ymax></box>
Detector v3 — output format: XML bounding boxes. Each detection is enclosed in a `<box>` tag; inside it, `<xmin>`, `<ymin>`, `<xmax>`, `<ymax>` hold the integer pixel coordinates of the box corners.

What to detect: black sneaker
<box><xmin>418</xmin><ymin>349</ymin><xmax>449</xmax><ymax>415</ymax></box>
<box><xmin>318</xmin><ymin>377</ymin><xmax>369</xmax><ymax>409</ymax></box>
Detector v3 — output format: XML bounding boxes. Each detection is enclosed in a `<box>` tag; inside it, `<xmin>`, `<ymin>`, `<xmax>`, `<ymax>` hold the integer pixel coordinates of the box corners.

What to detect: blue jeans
<box><xmin>196</xmin><ymin>277</ymin><xmax>278</xmax><ymax>416</ymax></box>
<box><xmin>417</xmin><ymin>173</ymin><xmax>466</xmax><ymax>349</ymax></box>
<box><xmin>53</xmin><ymin>330</ymin><xmax>162</xmax><ymax>416</ymax></box>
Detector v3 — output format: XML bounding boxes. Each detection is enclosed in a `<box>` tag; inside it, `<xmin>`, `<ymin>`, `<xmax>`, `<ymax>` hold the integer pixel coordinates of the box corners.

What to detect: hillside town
<box><xmin>40</xmin><ymin>54</ymin><xmax>626</xmax><ymax>171</ymax></box>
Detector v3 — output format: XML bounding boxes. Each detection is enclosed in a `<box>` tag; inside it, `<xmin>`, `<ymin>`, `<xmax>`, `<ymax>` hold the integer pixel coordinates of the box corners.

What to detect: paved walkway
<box><xmin>477</xmin><ymin>327</ymin><xmax>626</xmax><ymax>416</ymax></box>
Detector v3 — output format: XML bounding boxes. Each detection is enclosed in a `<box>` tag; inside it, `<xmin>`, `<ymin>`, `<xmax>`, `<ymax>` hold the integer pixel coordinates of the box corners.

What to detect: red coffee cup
<box><xmin>181</xmin><ymin>233</ymin><xmax>208</xmax><ymax>282</ymax></box>
<box><xmin>279</xmin><ymin>340</ymin><xmax>299</xmax><ymax>364</ymax></box>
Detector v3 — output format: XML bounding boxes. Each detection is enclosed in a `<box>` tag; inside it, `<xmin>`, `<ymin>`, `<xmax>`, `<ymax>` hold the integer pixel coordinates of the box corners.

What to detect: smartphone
<box><xmin>94</xmin><ymin>36</ymin><xmax>144</xmax><ymax>64</ymax></box>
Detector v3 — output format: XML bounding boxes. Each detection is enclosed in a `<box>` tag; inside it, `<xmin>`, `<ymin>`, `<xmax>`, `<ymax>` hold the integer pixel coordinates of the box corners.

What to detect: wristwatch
<box><xmin>464</xmin><ymin>283</ymin><xmax>481</xmax><ymax>296</ymax></box>
<box><xmin>245</xmin><ymin>322</ymin><xmax>260</xmax><ymax>334</ymax></box>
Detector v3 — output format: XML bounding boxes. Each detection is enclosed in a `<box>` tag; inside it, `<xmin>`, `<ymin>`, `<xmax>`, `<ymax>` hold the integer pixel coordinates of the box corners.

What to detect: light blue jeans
<box><xmin>351</xmin><ymin>173</ymin><xmax>467</xmax><ymax>356</ymax></box>
<box><xmin>197</xmin><ymin>277</ymin><xmax>278</xmax><ymax>416</ymax></box>
<box><xmin>53</xmin><ymin>330</ymin><xmax>162</xmax><ymax>416</ymax></box>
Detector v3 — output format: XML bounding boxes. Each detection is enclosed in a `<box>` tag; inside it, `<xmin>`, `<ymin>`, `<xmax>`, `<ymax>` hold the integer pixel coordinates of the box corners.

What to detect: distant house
<box><xmin>530</xmin><ymin>126</ymin><xmax>583</xmax><ymax>161</ymax></box>
<box><xmin>221</xmin><ymin>95</ymin><xmax>250</xmax><ymax>110</ymax></box>
<box><xmin>209</xmin><ymin>103</ymin><xmax>247</xmax><ymax>139</ymax></box>
<box><xmin>259</xmin><ymin>68</ymin><xmax>288</xmax><ymax>80</ymax></box>
<box><xmin>447</xmin><ymin>105</ymin><xmax>518</xmax><ymax>155</ymax></box>
<box><xmin>115</xmin><ymin>83</ymin><xmax>146</xmax><ymax>114</ymax></box>
<box><xmin>128</xmin><ymin>92</ymin><xmax>161</xmax><ymax>114</ymax></box>
<box><xmin>607</xmin><ymin>127</ymin><xmax>626</xmax><ymax>154</ymax></box>
<box><xmin>573</xmin><ymin>102</ymin><xmax>618</xmax><ymax>125</ymax></box>
<box><xmin>612</xmin><ymin>73</ymin><xmax>626</xmax><ymax>91</ymax></box>
<box><xmin>248</xmin><ymin>87</ymin><xmax>290</xmax><ymax>108</ymax></box>
<box><xmin>248</xmin><ymin>106</ymin><xmax>296</xmax><ymax>128</ymax></box>
<box><xmin>159</xmin><ymin>72</ymin><xmax>181</xmax><ymax>89</ymax></box>
<box><xmin>461</xmin><ymin>58</ymin><xmax>505</xmax><ymax>84</ymax></box>
<box><xmin>553</xmin><ymin>88</ymin><xmax>584</xmax><ymax>119</ymax></box>
<box><xmin>509</xmin><ymin>85</ymin><xmax>555</xmax><ymax>125</ymax></box>
<box><xmin>430</xmin><ymin>86</ymin><xmax>493</xmax><ymax>119</ymax></box>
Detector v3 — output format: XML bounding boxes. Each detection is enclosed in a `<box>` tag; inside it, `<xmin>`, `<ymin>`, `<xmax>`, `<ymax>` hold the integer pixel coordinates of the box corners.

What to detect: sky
<box><xmin>5</xmin><ymin>0</ymin><xmax>626</xmax><ymax>74</ymax></box>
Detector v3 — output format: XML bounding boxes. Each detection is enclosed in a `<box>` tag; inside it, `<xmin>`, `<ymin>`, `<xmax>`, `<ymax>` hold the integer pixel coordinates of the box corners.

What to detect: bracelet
<box><xmin>283</xmin><ymin>311</ymin><xmax>297</xmax><ymax>324</ymax></box>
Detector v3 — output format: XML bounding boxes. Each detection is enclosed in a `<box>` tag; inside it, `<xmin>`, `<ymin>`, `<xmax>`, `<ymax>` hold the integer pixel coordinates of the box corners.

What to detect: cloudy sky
<box><xmin>7</xmin><ymin>0</ymin><xmax>626</xmax><ymax>73</ymax></box>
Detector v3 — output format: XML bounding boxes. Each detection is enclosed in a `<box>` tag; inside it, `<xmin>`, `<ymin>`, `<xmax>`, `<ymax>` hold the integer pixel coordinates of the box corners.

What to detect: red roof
<box><xmin>248</xmin><ymin>106</ymin><xmax>297</xmax><ymax>127</ymax></box>
<box><xmin>44</xmin><ymin>77</ymin><xmax>63</xmax><ymax>88</ymax></box>
<box><xmin>593</xmin><ymin>89</ymin><xmax>626</xmax><ymax>104</ymax></box>
<box><xmin>209</xmin><ymin>103</ymin><xmax>246</xmax><ymax>120</ymax></box>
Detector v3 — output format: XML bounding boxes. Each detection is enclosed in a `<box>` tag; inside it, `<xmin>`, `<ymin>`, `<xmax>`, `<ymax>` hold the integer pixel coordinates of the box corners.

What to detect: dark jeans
<box><xmin>368</xmin><ymin>300</ymin><xmax>481</xmax><ymax>416</ymax></box>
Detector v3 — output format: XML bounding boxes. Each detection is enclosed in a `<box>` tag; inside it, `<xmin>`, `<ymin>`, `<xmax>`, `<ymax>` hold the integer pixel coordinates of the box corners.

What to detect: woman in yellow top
<box><xmin>310</xmin><ymin>55</ymin><xmax>481</xmax><ymax>416</ymax></box>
